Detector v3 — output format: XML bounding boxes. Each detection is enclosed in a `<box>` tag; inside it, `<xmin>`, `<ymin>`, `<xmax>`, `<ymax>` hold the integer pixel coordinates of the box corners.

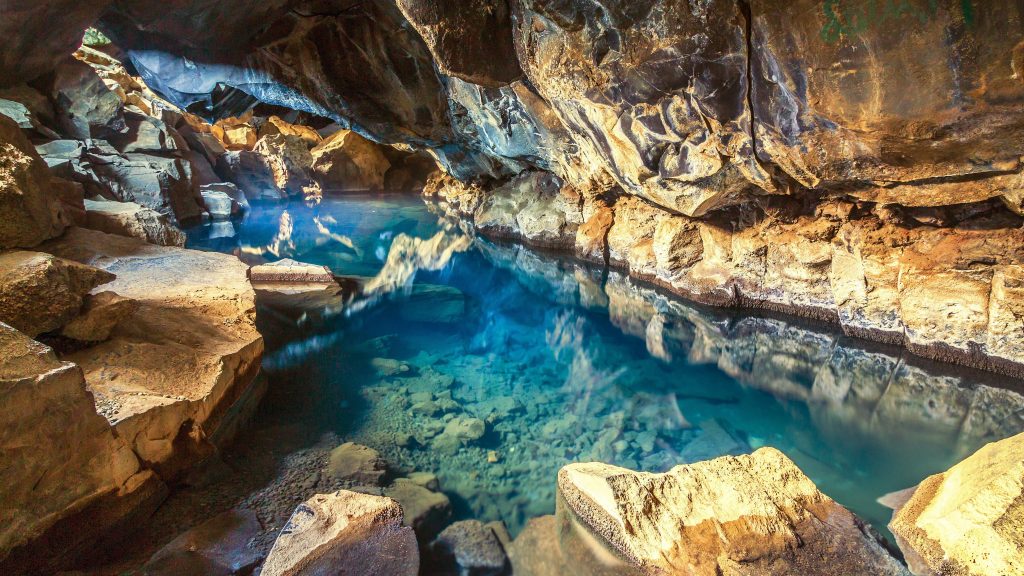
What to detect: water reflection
<box><xmin>187</xmin><ymin>196</ymin><xmax>1024</xmax><ymax>540</ymax></box>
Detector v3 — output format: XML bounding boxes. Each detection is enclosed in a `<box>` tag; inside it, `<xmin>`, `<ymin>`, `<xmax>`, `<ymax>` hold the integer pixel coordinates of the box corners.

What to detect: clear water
<box><xmin>187</xmin><ymin>195</ymin><xmax>1024</xmax><ymax>543</ymax></box>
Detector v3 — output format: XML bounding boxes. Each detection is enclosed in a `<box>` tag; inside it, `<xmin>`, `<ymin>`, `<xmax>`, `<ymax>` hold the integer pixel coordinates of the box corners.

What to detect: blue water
<box><xmin>187</xmin><ymin>195</ymin><xmax>1024</xmax><ymax>542</ymax></box>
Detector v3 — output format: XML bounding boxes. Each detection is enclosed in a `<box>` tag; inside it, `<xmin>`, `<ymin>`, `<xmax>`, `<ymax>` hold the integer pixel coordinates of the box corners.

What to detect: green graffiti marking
<box><xmin>821</xmin><ymin>0</ymin><xmax>974</xmax><ymax>43</ymax></box>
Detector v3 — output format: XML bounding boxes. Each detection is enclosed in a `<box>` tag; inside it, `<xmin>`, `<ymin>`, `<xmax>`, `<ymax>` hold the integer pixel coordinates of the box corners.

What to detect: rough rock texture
<box><xmin>83</xmin><ymin>198</ymin><xmax>186</xmax><ymax>247</ymax></box>
<box><xmin>60</xmin><ymin>290</ymin><xmax>139</xmax><ymax>342</ymax></box>
<box><xmin>251</xmin><ymin>259</ymin><xmax>335</xmax><ymax>284</ymax></box>
<box><xmin>0</xmin><ymin>321</ymin><xmax>164</xmax><ymax>574</ymax></box>
<box><xmin>384</xmin><ymin>477</ymin><xmax>452</xmax><ymax>542</ymax></box>
<box><xmin>0</xmin><ymin>114</ymin><xmax>67</xmax><ymax>248</ymax></box>
<box><xmin>261</xmin><ymin>490</ymin><xmax>419</xmax><ymax>576</ymax></box>
<box><xmin>558</xmin><ymin>447</ymin><xmax>908</xmax><ymax>575</ymax></box>
<box><xmin>311</xmin><ymin>129</ymin><xmax>391</xmax><ymax>192</ymax></box>
<box><xmin>49</xmin><ymin>55</ymin><xmax>127</xmax><ymax>140</ymax></box>
<box><xmin>0</xmin><ymin>1</ymin><xmax>111</xmax><ymax>86</ymax></box>
<box><xmin>890</xmin><ymin>432</ymin><xmax>1024</xmax><ymax>576</ymax></box>
<box><xmin>0</xmin><ymin>251</ymin><xmax>114</xmax><ymax>337</ymax></box>
<box><xmin>142</xmin><ymin>509</ymin><xmax>262</xmax><ymax>576</ymax></box>
<box><xmin>42</xmin><ymin>227</ymin><xmax>264</xmax><ymax>481</ymax></box>
<box><xmin>396</xmin><ymin>0</ymin><xmax>522</xmax><ymax>88</ymax></box>
<box><xmin>427</xmin><ymin>520</ymin><xmax>511</xmax><ymax>576</ymax></box>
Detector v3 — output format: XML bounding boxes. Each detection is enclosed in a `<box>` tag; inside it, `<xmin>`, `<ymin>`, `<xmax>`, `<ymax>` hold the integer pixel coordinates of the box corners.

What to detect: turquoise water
<box><xmin>187</xmin><ymin>195</ymin><xmax>1024</xmax><ymax>542</ymax></box>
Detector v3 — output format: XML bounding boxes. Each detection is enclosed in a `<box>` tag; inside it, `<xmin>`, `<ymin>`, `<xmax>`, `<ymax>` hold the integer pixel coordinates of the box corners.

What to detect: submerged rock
<box><xmin>385</xmin><ymin>477</ymin><xmax>452</xmax><ymax>542</ymax></box>
<box><xmin>0</xmin><ymin>250</ymin><xmax>114</xmax><ymax>337</ymax></box>
<box><xmin>262</xmin><ymin>490</ymin><xmax>419</xmax><ymax>576</ymax></box>
<box><xmin>142</xmin><ymin>509</ymin><xmax>262</xmax><ymax>576</ymax></box>
<box><xmin>558</xmin><ymin>447</ymin><xmax>908</xmax><ymax>575</ymax></box>
<box><xmin>327</xmin><ymin>442</ymin><xmax>387</xmax><ymax>487</ymax></box>
<box><xmin>889</xmin><ymin>432</ymin><xmax>1024</xmax><ymax>576</ymax></box>
<box><xmin>427</xmin><ymin>519</ymin><xmax>511</xmax><ymax>576</ymax></box>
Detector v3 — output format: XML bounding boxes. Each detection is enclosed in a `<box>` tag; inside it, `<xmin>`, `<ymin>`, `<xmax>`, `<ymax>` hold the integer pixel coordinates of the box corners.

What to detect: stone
<box><xmin>84</xmin><ymin>198</ymin><xmax>186</xmax><ymax>247</ymax></box>
<box><xmin>428</xmin><ymin>520</ymin><xmax>510</xmax><ymax>576</ymax></box>
<box><xmin>0</xmin><ymin>322</ymin><xmax>165</xmax><ymax>573</ymax></box>
<box><xmin>109</xmin><ymin>108</ymin><xmax>181</xmax><ymax>154</ymax></box>
<box><xmin>142</xmin><ymin>509</ymin><xmax>262</xmax><ymax>576</ymax></box>
<box><xmin>42</xmin><ymin>227</ymin><xmax>263</xmax><ymax>481</ymax></box>
<box><xmin>0</xmin><ymin>1</ymin><xmax>111</xmax><ymax>87</ymax></box>
<box><xmin>384</xmin><ymin>477</ymin><xmax>452</xmax><ymax>542</ymax></box>
<box><xmin>215</xmin><ymin>150</ymin><xmax>286</xmax><ymax>201</ymax></box>
<box><xmin>254</xmin><ymin>133</ymin><xmax>321</xmax><ymax>199</ymax></box>
<box><xmin>0</xmin><ymin>114</ymin><xmax>67</xmax><ymax>248</ymax></box>
<box><xmin>213</xmin><ymin>115</ymin><xmax>258</xmax><ymax>151</ymax></box>
<box><xmin>433</xmin><ymin>417</ymin><xmax>486</xmax><ymax>454</ymax></box>
<box><xmin>49</xmin><ymin>55</ymin><xmax>126</xmax><ymax>140</ymax></box>
<box><xmin>261</xmin><ymin>490</ymin><xmax>418</xmax><ymax>576</ymax></box>
<box><xmin>327</xmin><ymin>443</ymin><xmax>387</xmax><ymax>486</ymax></box>
<box><xmin>60</xmin><ymin>291</ymin><xmax>139</xmax><ymax>343</ymax></box>
<box><xmin>558</xmin><ymin>447</ymin><xmax>908</xmax><ymax>575</ymax></box>
<box><xmin>311</xmin><ymin>130</ymin><xmax>391</xmax><ymax>192</ymax></box>
<box><xmin>396</xmin><ymin>0</ymin><xmax>521</xmax><ymax>88</ymax></box>
<box><xmin>889</xmin><ymin>432</ymin><xmax>1024</xmax><ymax>576</ymax></box>
<box><xmin>474</xmin><ymin>171</ymin><xmax>582</xmax><ymax>249</ymax></box>
<box><xmin>250</xmin><ymin>259</ymin><xmax>335</xmax><ymax>284</ymax></box>
<box><xmin>0</xmin><ymin>251</ymin><xmax>114</xmax><ymax>337</ymax></box>
<box><xmin>201</xmin><ymin>185</ymin><xmax>241</xmax><ymax>220</ymax></box>
<box><xmin>258</xmin><ymin>116</ymin><xmax>323</xmax><ymax>148</ymax></box>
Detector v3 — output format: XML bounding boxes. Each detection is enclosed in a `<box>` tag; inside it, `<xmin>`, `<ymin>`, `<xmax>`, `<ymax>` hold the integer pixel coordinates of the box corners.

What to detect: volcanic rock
<box><xmin>311</xmin><ymin>130</ymin><xmax>391</xmax><ymax>192</ymax></box>
<box><xmin>0</xmin><ymin>114</ymin><xmax>67</xmax><ymax>248</ymax></box>
<box><xmin>83</xmin><ymin>198</ymin><xmax>186</xmax><ymax>247</ymax></box>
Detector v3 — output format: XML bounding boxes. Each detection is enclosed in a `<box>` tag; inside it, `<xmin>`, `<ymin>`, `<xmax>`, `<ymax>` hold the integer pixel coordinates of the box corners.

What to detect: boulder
<box><xmin>49</xmin><ymin>55</ymin><xmax>126</xmax><ymax>140</ymax></box>
<box><xmin>60</xmin><ymin>291</ymin><xmax>139</xmax><ymax>343</ymax></box>
<box><xmin>83</xmin><ymin>198</ymin><xmax>186</xmax><ymax>247</ymax></box>
<box><xmin>261</xmin><ymin>490</ymin><xmax>419</xmax><ymax>576</ymax></box>
<box><xmin>427</xmin><ymin>520</ymin><xmax>510</xmax><ymax>576</ymax></box>
<box><xmin>384</xmin><ymin>478</ymin><xmax>452</xmax><ymax>542</ymax></box>
<box><xmin>474</xmin><ymin>171</ymin><xmax>582</xmax><ymax>249</ymax></box>
<box><xmin>889</xmin><ymin>432</ymin><xmax>1024</xmax><ymax>576</ymax></box>
<box><xmin>253</xmin><ymin>133</ymin><xmax>321</xmax><ymax>199</ymax></box>
<box><xmin>558</xmin><ymin>448</ymin><xmax>908</xmax><ymax>575</ymax></box>
<box><xmin>0</xmin><ymin>322</ymin><xmax>165</xmax><ymax>573</ymax></box>
<box><xmin>327</xmin><ymin>443</ymin><xmax>387</xmax><ymax>487</ymax></box>
<box><xmin>0</xmin><ymin>114</ymin><xmax>67</xmax><ymax>248</ymax></box>
<box><xmin>432</xmin><ymin>417</ymin><xmax>486</xmax><ymax>455</ymax></box>
<box><xmin>258</xmin><ymin>116</ymin><xmax>323</xmax><ymax>148</ymax></box>
<box><xmin>142</xmin><ymin>509</ymin><xmax>262</xmax><ymax>576</ymax></box>
<box><xmin>0</xmin><ymin>251</ymin><xmax>114</xmax><ymax>337</ymax></box>
<box><xmin>311</xmin><ymin>130</ymin><xmax>391</xmax><ymax>192</ymax></box>
<box><xmin>109</xmin><ymin>108</ymin><xmax>182</xmax><ymax>154</ymax></box>
<box><xmin>42</xmin><ymin>227</ymin><xmax>264</xmax><ymax>481</ymax></box>
<box><xmin>215</xmin><ymin>150</ymin><xmax>286</xmax><ymax>201</ymax></box>
<box><xmin>201</xmin><ymin>184</ymin><xmax>243</xmax><ymax>220</ymax></box>
<box><xmin>213</xmin><ymin>115</ymin><xmax>258</xmax><ymax>151</ymax></box>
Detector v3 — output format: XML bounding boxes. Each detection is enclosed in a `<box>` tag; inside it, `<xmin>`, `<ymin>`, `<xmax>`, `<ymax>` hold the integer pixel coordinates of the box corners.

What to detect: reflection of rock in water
<box><xmin>477</xmin><ymin>239</ymin><xmax>1024</xmax><ymax>477</ymax></box>
<box><xmin>351</xmin><ymin>230</ymin><xmax>472</xmax><ymax>314</ymax></box>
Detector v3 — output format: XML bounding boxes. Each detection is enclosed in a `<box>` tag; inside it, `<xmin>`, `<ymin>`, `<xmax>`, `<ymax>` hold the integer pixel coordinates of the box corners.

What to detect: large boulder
<box><xmin>49</xmin><ymin>55</ymin><xmax>126</xmax><ymax>140</ymax></box>
<box><xmin>258</xmin><ymin>115</ymin><xmax>323</xmax><ymax>148</ymax></box>
<box><xmin>83</xmin><ymin>198</ymin><xmax>186</xmax><ymax>247</ymax></box>
<box><xmin>890</xmin><ymin>432</ymin><xmax>1024</xmax><ymax>576</ymax></box>
<box><xmin>83</xmin><ymin>145</ymin><xmax>204</xmax><ymax>223</ymax></box>
<box><xmin>0</xmin><ymin>251</ymin><xmax>114</xmax><ymax>337</ymax></box>
<box><xmin>310</xmin><ymin>129</ymin><xmax>391</xmax><ymax>192</ymax></box>
<box><xmin>558</xmin><ymin>448</ymin><xmax>908</xmax><ymax>575</ymax></box>
<box><xmin>0</xmin><ymin>114</ymin><xmax>67</xmax><ymax>248</ymax></box>
<box><xmin>0</xmin><ymin>322</ymin><xmax>164</xmax><ymax>573</ymax></box>
<box><xmin>254</xmin><ymin>133</ymin><xmax>320</xmax><ymax>197</ymax></box>
<box><xmin>42</xmin><ymin>227</ymin><xmax>264</xmax><ymax>481</ymax></box>
<box><xmin>262</xmin><ymin>490</ymin><xmax>419</xmax><ymax>576</ymax></box>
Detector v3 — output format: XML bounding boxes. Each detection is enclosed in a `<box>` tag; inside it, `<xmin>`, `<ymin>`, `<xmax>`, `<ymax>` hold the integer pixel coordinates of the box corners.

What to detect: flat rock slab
<box><xmin>250</xmin><ymin>258</ymin><xmax>335</xmax><ymax>284</ymax></box>
<box><xmin>42</xmin><ymin>227</ymin><xmax>263</xmax><ymax>480</ymax></box>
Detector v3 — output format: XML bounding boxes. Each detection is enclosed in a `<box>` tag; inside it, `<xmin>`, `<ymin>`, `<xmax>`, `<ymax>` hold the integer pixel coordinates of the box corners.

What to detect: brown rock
<box><xmin>0</xmin><ymin>251</ymin><xmax>114</xmax><ymax>337</ymax></box>
<box><xmin>83</xmin><ymin>198</ymin><xmax>186</xmax><ymax>247</ymax></box>
<box><xmin>213</xmin><ymin>115</ymin><xmax>258</xmax><ymax>151</ymax></box>
<box><xmin>0</xmin><ymin>114</ymin><xmax>67</xmax><ymax>248</ymax></box>
<box><xmin>261</xmin><ymin>490</ymin><xmax>419</xmax><ymax>576</ymax></box>
<box><xmin>142</xmin><ymin>509</ymin><xmax>262</xmax><ymax>576</ymax></box>
<box><xmin>311</xmin><ymin>130</ymin><xmax>391</xmax><ymax>192</ymax></box>
<box><xmin>558</xmin><ymin>448</ymin><xmax>908</xmax><ymax>575</ymax></box>
<box><xmin>0</xmin><ymin>322</ymin><xmax>164</xmax><ymax>573</ymax></box>
<box><xmin>60</xmin><ymin>290</ymin><xmax>139</xmax><ymax>342</ymax></box>
<box><xmin>890</xmin><ymin>432</ymin><xmax>1024</xmax><ymax>576</ymax></box>
<box><xmin>327</xmin><ymin>442</ymin><xmax>387</xmax><ymax>487</ymax></box>
<box><xmin>258</xmin><ymin>116</ymin><xmax>323</xmax><ymax>148</ymax></box>
<box><xmin>384</xmin><ymin>478</ymin><xmax>452</xmax><ymax>542</ymax></box>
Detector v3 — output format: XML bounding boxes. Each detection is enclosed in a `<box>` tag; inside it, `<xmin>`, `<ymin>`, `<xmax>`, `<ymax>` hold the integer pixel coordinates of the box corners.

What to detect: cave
<box><xmin>1</xmin><ymin>1</ymin><xmax>1023</xmax><ymax>575</ymax></box>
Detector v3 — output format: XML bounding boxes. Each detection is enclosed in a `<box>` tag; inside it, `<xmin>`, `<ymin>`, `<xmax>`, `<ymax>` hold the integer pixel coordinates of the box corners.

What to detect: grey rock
<box><xmin>428</xmin><ymin>520</ymin><xmax>510</xmax><ymax>576</ymax></box>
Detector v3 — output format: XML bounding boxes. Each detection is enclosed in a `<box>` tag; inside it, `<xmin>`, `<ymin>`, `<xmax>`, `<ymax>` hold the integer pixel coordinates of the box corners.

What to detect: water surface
<box><xmin>187</xmin><ymin>195</ymin><xmax>1024</xmax><ymax>541</ymax></box>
